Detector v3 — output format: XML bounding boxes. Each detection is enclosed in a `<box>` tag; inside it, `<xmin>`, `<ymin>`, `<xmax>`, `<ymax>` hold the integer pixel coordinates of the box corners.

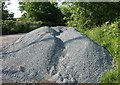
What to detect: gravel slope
<box><xmin>0</xmin><ymin>26</ymin><xmax>113</xmax><ymax>83</ymax></box>
<box><xmin>0</xmin><ymin>34</ymin><xmax>25</xmax><ymax>45</ymax></box>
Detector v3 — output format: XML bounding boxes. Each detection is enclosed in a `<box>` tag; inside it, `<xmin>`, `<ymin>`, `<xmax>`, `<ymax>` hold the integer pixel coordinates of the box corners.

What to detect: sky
<box><xmin>6</xmin><ymin>0</ymin><xmax>23</xmax><ymax>18</ymax></box>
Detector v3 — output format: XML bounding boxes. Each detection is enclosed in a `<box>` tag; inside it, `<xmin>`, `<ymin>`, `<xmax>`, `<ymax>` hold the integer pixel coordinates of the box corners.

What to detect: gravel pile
<box><xmin>0</xmin><ymin>26</ymin><xmax>113</xmax><ymax>83</ymax></box>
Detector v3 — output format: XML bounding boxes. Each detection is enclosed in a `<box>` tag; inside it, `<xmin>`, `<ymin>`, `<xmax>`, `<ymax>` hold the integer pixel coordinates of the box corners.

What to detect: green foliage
<box><xmin>100</xmin><ymin>69</ymin><xmax>119</xmax><ymax>83</ymax></box>
<box><xmin>2</xmin><ymin>2</ymin><xmax>14</xmax><ymax>20</ymax></box>
<box><xmin>83</xmin><ymin>21</ymin><xmax>120</xmax><ymax>83</ymax></box>
<box><xmin>2</xmin><ymin>20</ymin><xmax>15</xmax><ymax>34</ymax></box>
<box><xmin>19</xmin><ymin>2</ymin><xmax>65</xmax><ymax>26</ymax></box>
<box><xmin>60</xmin><ymin>2</ymin><xmax>120</xmax><ymax>29</ymax></box>
<box><xmin>2</xmin><ymin>20</ymin><xmax>43</xmax><ymax>35</ymax></box>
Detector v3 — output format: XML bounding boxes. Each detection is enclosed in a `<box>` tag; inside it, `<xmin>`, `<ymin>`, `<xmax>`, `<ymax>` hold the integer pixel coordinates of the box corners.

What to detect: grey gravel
<box><xmin>0</xmin><ymin>26</ymin><xmax>113</xmax><ymax>83</ymax></box>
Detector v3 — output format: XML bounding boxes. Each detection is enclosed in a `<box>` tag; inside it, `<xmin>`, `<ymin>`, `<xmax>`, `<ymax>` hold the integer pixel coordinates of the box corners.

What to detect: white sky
<box><xmin>6</xmin><ymin>0</ymin><xmax>23</xmax><ymax>18</ymax></box>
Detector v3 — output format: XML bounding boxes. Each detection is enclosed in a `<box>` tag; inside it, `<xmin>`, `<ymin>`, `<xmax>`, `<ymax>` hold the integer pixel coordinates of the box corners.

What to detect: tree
<box><xmin>2</xmin><ymin>2</ymin><xmax>14</xmax><ymax>20</ymax></box>
<box><xmin>19</xmin><ymin>2</ymin><xmax>65</xmax><ymax>26</ymax></box>
<box><xmin>60</xmin><ymin>2</ymin><xmax>120</xmax><ymax>29</ymax></box>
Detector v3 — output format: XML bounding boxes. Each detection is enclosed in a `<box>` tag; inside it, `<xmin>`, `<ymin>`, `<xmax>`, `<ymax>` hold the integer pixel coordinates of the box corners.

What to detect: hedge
<box><xmin>2</xmin><ymin>20</ymin><xmax>43</xmax><ymax>35</ymax></box>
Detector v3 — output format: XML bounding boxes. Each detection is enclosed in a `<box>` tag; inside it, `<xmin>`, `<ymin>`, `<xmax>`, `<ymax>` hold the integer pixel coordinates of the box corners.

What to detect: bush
<box><xmin>13</xmin><ymin>21</ymin><xmax>42</xmax><ymax>33</ymax></box>
<box><xmin>61</xmin><ymin>2</ymin><xmax>120</xmax><ymax>29</ymax></box>
<box><xmin>2</xmin><ymin>20</ymin><xmax>15</xmax><ymax>35</ymax></box>
<box><xmin>2</xmin><ymin>20</ymin><xmax>43</xmax><ymax>35</ymax></box>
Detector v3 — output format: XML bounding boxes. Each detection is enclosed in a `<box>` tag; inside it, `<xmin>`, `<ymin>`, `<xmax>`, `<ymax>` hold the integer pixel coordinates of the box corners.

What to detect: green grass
<box><xmin>77</xmin><ymin>21</ymin><xmax>120</xmax><ymax>83</ymax></box>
